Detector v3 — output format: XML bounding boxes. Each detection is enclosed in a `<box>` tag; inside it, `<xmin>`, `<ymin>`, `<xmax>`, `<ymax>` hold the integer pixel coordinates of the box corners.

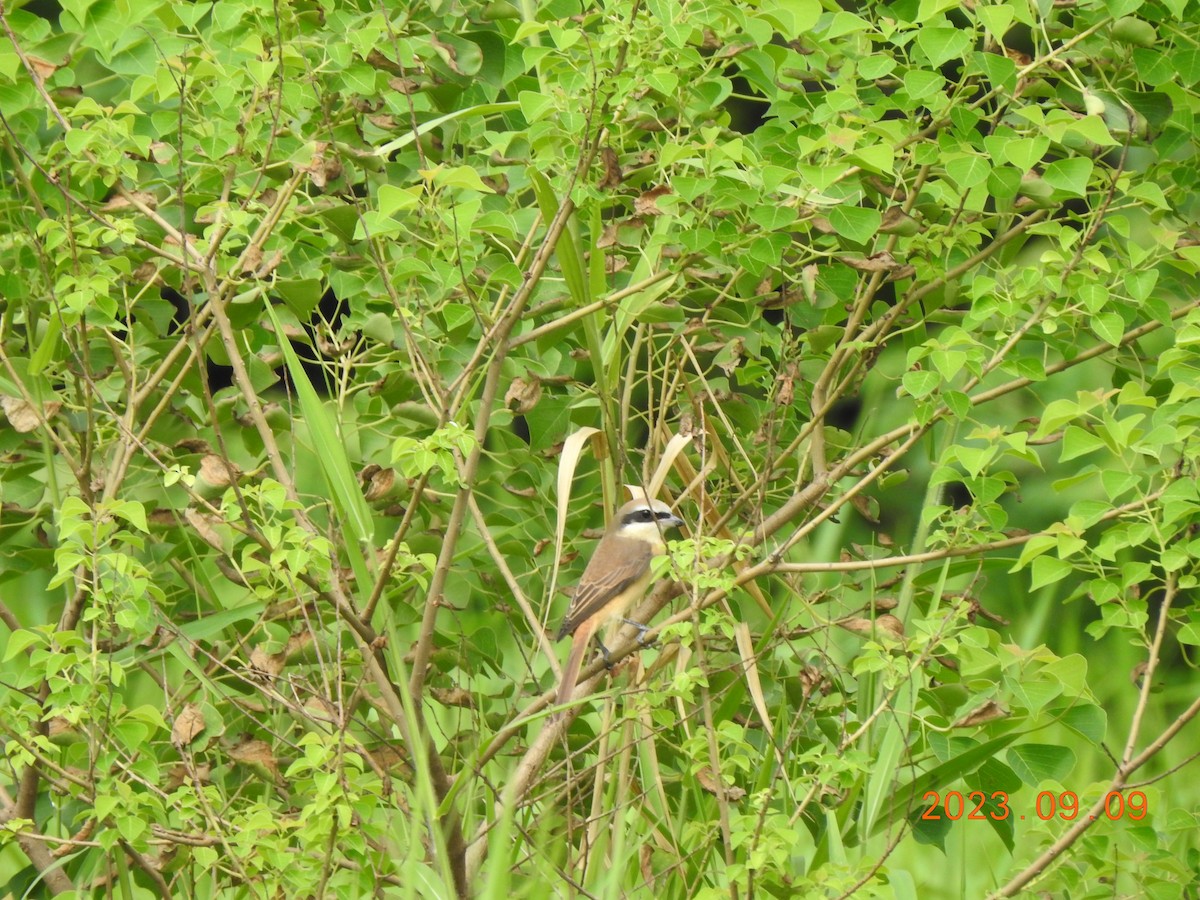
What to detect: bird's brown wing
<box><xmin>556</xmin><ymin>536</ymin><xmax>652</xmax><ymax>639</ymax></box>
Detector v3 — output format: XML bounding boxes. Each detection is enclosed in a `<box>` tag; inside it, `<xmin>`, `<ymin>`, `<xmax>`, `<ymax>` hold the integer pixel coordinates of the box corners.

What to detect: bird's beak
<box><xmin>665</xmin><ymin>514</ymin><xmax>684</xmax><ymax>529</ymax></box>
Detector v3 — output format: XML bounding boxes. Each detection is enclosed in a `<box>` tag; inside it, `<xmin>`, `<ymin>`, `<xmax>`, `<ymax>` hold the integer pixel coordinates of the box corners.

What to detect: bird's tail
<box><xmin>555</xmin><ymin>622</ymin><xmax>594</xmax><ymax>710</ymax></box>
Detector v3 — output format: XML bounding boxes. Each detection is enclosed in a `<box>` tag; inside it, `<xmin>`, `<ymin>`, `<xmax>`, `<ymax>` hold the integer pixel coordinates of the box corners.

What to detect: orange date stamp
<box><xmin>920</xmin><ymin>790</ymin><xmax>1148</xmax><ymax>822</ymax></box>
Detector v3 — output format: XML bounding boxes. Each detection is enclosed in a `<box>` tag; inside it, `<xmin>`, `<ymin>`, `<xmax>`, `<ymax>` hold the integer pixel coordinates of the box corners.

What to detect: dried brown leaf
<box><xmin>2</xmin><ymin>396</ymin><xmax>60</xmax><ymax>432</ymax></box>
<box><xmin>102</xmin><ymin>191</ymin><xmax>158</xmax><ymax>212</ymax></box>
<box><xmin>227</xmin><ymin>736</ymin><xmax>279</xmax><ymax>775</ymax></box>
<box><xmin>953</xmin><ymin>701</ymin><xmax>1009</xmax><ymax>728</ymax></box>
<box><xmin>695</xmin><ymin>767</ymin><xmax>746</xmax><ymax>801</ymax></box>
<box><xmin>172</xmin><ymin>703</ymin><xmax>206</xmax><ymax>746</ymax></box>
<box><xmin>634</xmin><ymin>185</ymin><xmax>673</xmax><ymax>216</ymax></box>
<box><xmin>505</xmin><ymin>375</ymin><xmax>542</xmax><ymax>414</ymax></box>
<box><xmin>184</xmin><ymin>508</ymin><xmax>226</xmax><ymax>553</ymax></box>
<box><xmin>431</xmin><ymin>687</ymin><xmax>475</xmax><ymax>709</ymax></box>
<box><xmin>248</xmin><ymin>645</ymin><xmax>285</xmax><ymax>679</ymax></box>
<box><xmin>361</xmin><ymin>464</ymin><xmax>397</xmax><ymax>502</ymax></box>
<box><xmin>197</xmin><ymin>454</ymin><xmax>240</xmax><ymax>490</ymax></box>
<box><xmin>597</xmin><ymin>146</ymin><xmax>623</xmax><ymax>189</ymax></box>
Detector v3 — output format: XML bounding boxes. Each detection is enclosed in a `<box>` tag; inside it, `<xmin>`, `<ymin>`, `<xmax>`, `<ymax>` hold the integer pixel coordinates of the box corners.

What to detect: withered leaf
<box><xmin>184</xmin><ymin>508</ymin><xmax>227</xmax><ymax>553</ymax></box>
<box><xmin>172</xmin><ymin>703</ymin><xmax>206</xmax><ymax>746</ymax></box>
<box><xmin>953</xmin><ymin>701</ymin><xmax>1009</xmax><ymax>728</ymax></box>
<box><xmin>227</xmin><ymin>736</ymin><xmax>280</xmax><ymax>777</ymax></box>
<box><xmin>695</xmin><ymin>767</ymin><xmax>747</xmax><ymax>801</ymax></box>
<box><xmin>1</xmin><ymin>396</ymin><xmax>60</xmax><ymax>433</ymax></box>
<box><xmin>505</xmin><ymin>375</ymin><xmax>542</xmax><ymax>414</ymax></box>
<box><xmin>597</xmin><ymin>146</ymin><xmax>623</xmax><ymax>189</ymax></box>
<box><xmin>102</xmin><ymin>191</ymin><xmax>158</xmax><ymax>212</ymax></box>
<box><xmin>361</xmin><ymin>464</ymin><xmax>398</xmax><ymax>502</ymax></box>
<box><xmin>248</xmin><ymin>645</ymin><xmax>285</xmax><ymax>679</ymax></box>
<box><xmin>634</xmin><ymin>185</ymin><xmax>673</xmax><ymax>216</ymax></box>
<box><xmin>431</xmin><ymin>687</ymin><xmax>475</xmax><ymax>709</ymax></box>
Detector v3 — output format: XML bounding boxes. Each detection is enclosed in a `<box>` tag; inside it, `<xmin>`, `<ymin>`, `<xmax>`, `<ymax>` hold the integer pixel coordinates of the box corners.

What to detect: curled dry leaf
<box><xmin>101</xmin><ymin>191</ymin><xmax>158</xmax><ymax>212</ymax></box>
<box><xmin>639</xmin><ymin>844</ymin><xmax>654</xmax><ymax>887</ymax></box>
<box><xmin>695</xmin><ymin>767</ymin><xmax>747</xmax><ymax>801</ymax></box>
<box><xmin>866</xmin><ymin>175</ymin><xmax>907</xmax><ymax>201</ymax></box>
<box><xmin>839</xmin><ymin>614</ymin><xmax>905</xmax><ymax>640</ymax></box>
<box><xmin>198</xmin><ymin>455</ymin><xmax>241</xmax><ymax>490</ymax></box>
<box><xmin>505</xmin><ymin>375</ymin><xmax>542</xmax><ymax>413</ymax></box>
<box><xmin>248</xmin><ymin>645</ymin><xmax>285</xmax><ymax>679</ymax></box>
<box><xmin>48</xmin><ymin>717</ymin><xmax>81</xmax><ymax>745</ymax></box>
<box><xmin>184</xmin><ymin>508</ymin><xmax>227</xmax><ymax>554</ymax></box>
<box><xmin>874</xmin><ymin>614</ymin><xmax>905</xmax><ymax>640</ymax></box>
<box><xmin>1</xmin><ymin>396</ymin><xmax>61</xmax><ymax>433</ymax></box>
<box><xmin>838</xmin><ymin>251</ymin><xmax>903</xmax><ymax>273</ymax></box>
<box><xmin>952</xmin><ymin>701</ymin><xmax>1009</xmax><ymax>728</ymax></box>
<box><xmin>429</xmin><ymin>35</ymin><xmax>464</xmax><ymax>74</ymax></box>
<box><xmin>360</xmin><ymin>464</ymin><xmax>398</xmax><ymax>502</ymax></box>
<box><xmin>634</xmin><ymin>185</ymin><xmax>673</xmax><ymax>216</ymax></box>
<box><xmin>1130</xmin><ymin>661</ymin><xmax>1148</xmax><ymax>686</ymax></box>
<box><xmin>597</xmin><ymin>146</ymin><xmax>623</xmax><ymax>189</ymax></box>
<box><xmin>172</xmin><ymin>703</ymin><xmax>206</xmax><ymax>747</ymax></box>
<box><xmin>388</xmin><ymin>76</ymin><xmax>421</xmax><ymax>94</ymax></box>
<box><xmin>596</xmin><ymin>221</ymin><xmax>620</xmax><ymax>249</ymax></box>
<box><xmin>27</xmin><ymin>55</ymin><xmax>60</xmax><ymax>81</ymax></box>
<box><xmin>966</xmin><ymin>598</ymin><xmax>1009</xmax><ymax>625</ymax></box>
<box><xmin>799</xmin><ymin>664</ymin><xmax>832</xmax><ymax>699</ymax></box>
<box><xmin>304</xmin><ymin>695</ymin><xmax>340</xmax><ymax>725</ymax></box>
<box><xmin>879</xmin><ymin>206</ymin><xmax>919</xmax><ymax>235</ymax></box>
<box><xmin>849</xmin><ymin>492</ymin><xmax>880</xmax><ymax>524</ymax></box>
<box><xmin>430</xmin><ymin>686</ymin><xmax>475</xmax><ymax>709</ymax></box>
<box><xmin>227</xmin><ymin>736</ymin><xmax>281</xmax><ymax>779</ymax></box>
<box><xmin>165</xmin><ymin>761</ymin><xmax>212</xmax><ymax>791</ymax></box>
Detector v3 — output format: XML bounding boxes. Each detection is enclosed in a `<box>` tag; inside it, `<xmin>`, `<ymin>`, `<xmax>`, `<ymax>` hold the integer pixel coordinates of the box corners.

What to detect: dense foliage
<box><xmin>1</xmin><ymin>0</ymin><xmax>1199</xmax><ymax>896</ymax></box>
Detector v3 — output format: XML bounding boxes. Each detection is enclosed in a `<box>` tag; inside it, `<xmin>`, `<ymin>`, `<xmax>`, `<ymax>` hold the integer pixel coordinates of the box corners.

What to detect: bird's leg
<box><xmin>594</xmin><ymin>637</ymin><xmax>614</xmax><ymax>670</ymax></box>
<box><xmin>621</xmin><ymin>618</ymin><xmax>655</xmax><ymax>647</ymax></box>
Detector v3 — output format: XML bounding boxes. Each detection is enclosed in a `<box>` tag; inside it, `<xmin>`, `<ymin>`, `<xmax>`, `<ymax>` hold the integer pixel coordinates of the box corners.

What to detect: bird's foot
<box><xmin>621</xmin><ymin>618</ymin><xmax>656</xmax><ymax>647</ymax></box>
<box><xmin>595</xmin><ymin>638</ymin><xmax>615</xmax><ymax>670</ymax></box>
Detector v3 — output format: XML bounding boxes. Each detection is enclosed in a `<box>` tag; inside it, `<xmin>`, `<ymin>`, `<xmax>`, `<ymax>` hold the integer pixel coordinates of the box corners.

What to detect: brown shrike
<box><xmin>555</xmin><ymin>497</ymin><xmax>683</xmax><ymax>709</ymax></box>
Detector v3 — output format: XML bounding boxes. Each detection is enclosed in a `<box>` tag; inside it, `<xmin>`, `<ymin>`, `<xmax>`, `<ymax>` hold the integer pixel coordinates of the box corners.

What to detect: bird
<box><xmin>555</xmin><ymin>496</ymin><xmax>684</xmax><ymax>710</ymax></box>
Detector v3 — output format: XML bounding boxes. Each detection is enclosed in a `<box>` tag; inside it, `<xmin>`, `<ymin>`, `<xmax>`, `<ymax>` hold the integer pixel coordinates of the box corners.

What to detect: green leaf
<box><xmin>373</xmin><ymin>101</ymin><xmax>518</xmax><ymax>157</ymax></box>
<box><xmin>108</xmin><ymin>499</ymin><xmax>148</xmax><ymax>532</ymax></box>
<box><xmin>1056</xmin><ymin>704</ymin><xmax>1107</xmax><ymax>745</ymax></box>
<box><xmin>827</xmin><ymin>205</ymin><xmax>880</xmax><ymax>243</ymax></box>
<box><xmin>916</xmin><ymin>27</ymin><xmax>972</xmax><ymax>67</ymax></box>
<box><xmin>945</xmin><ymin>155</ymin><xmax>991</xmax><ymax>189</ymax></box>
<box><xmin>757</xmin><ymin>0</ymin><xmax>820</xmax><ymax>38</ymax></box>
<box><xmin>1007</xmin><ymin>744</ymin><xmax>1076</xmax><ymax>785</ymax></box>
<box><xmin>902</xmin><ymin>369</ymin><xmax>941</xmax><ymax>399</ymax></box>
<box><xmin>1041</xmin><ymin>158</ymin><xmax>1093</xmax><ymax>196</ymax></box>
<box><xmin>262</xmin><ymin>303</ymin><xmax>375</xmax><ymax>589</ymax></box>
<box><xmin>3</xmin><ymin>629</ymin><xmax>45</xmax><ymax>661</ymax></box>
<box><xmin>1092</xmin><ymin>312</ymin><xmax>1125</xmax><ymax>346</ymax></box>
<box><xmin>1060</xmin><ymin>425</ymin><xmax>1107</xmax><ymax>461</ymax></box>
<box><xmin>377</xmin><ymin>184</ymin><xmax>421</xmax><ymax>216</ymax></box>
<box><xmin>1029</xmin><ymin>555</ymin><xmax>1071</xmax><ymax>589</ymax></box>
<box><xmin>1002</xmin><ymin>137</ymin><xmax>1049</xmax><ymax>171</ymax></box>
<box><xmin>518</xmin><ymin>90</ymin><xmax>555</xmax><ymax>124</ymax></box>
<box><xmin>425</xmin><ymin>165</ymin><xmax>496</xmax><ymax>193</ymax></box>
<box><xmin>868</xmin><ymin>734</ymin><xmax>1022</xmax><ymax>839</ymax></box>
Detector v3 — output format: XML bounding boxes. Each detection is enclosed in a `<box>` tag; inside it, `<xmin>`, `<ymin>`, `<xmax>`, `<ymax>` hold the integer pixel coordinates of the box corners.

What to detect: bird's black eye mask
<box><xmin>623</xmin><ymin>508</ymin><xmax>677</xmax><ymax>525</ymax></box>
